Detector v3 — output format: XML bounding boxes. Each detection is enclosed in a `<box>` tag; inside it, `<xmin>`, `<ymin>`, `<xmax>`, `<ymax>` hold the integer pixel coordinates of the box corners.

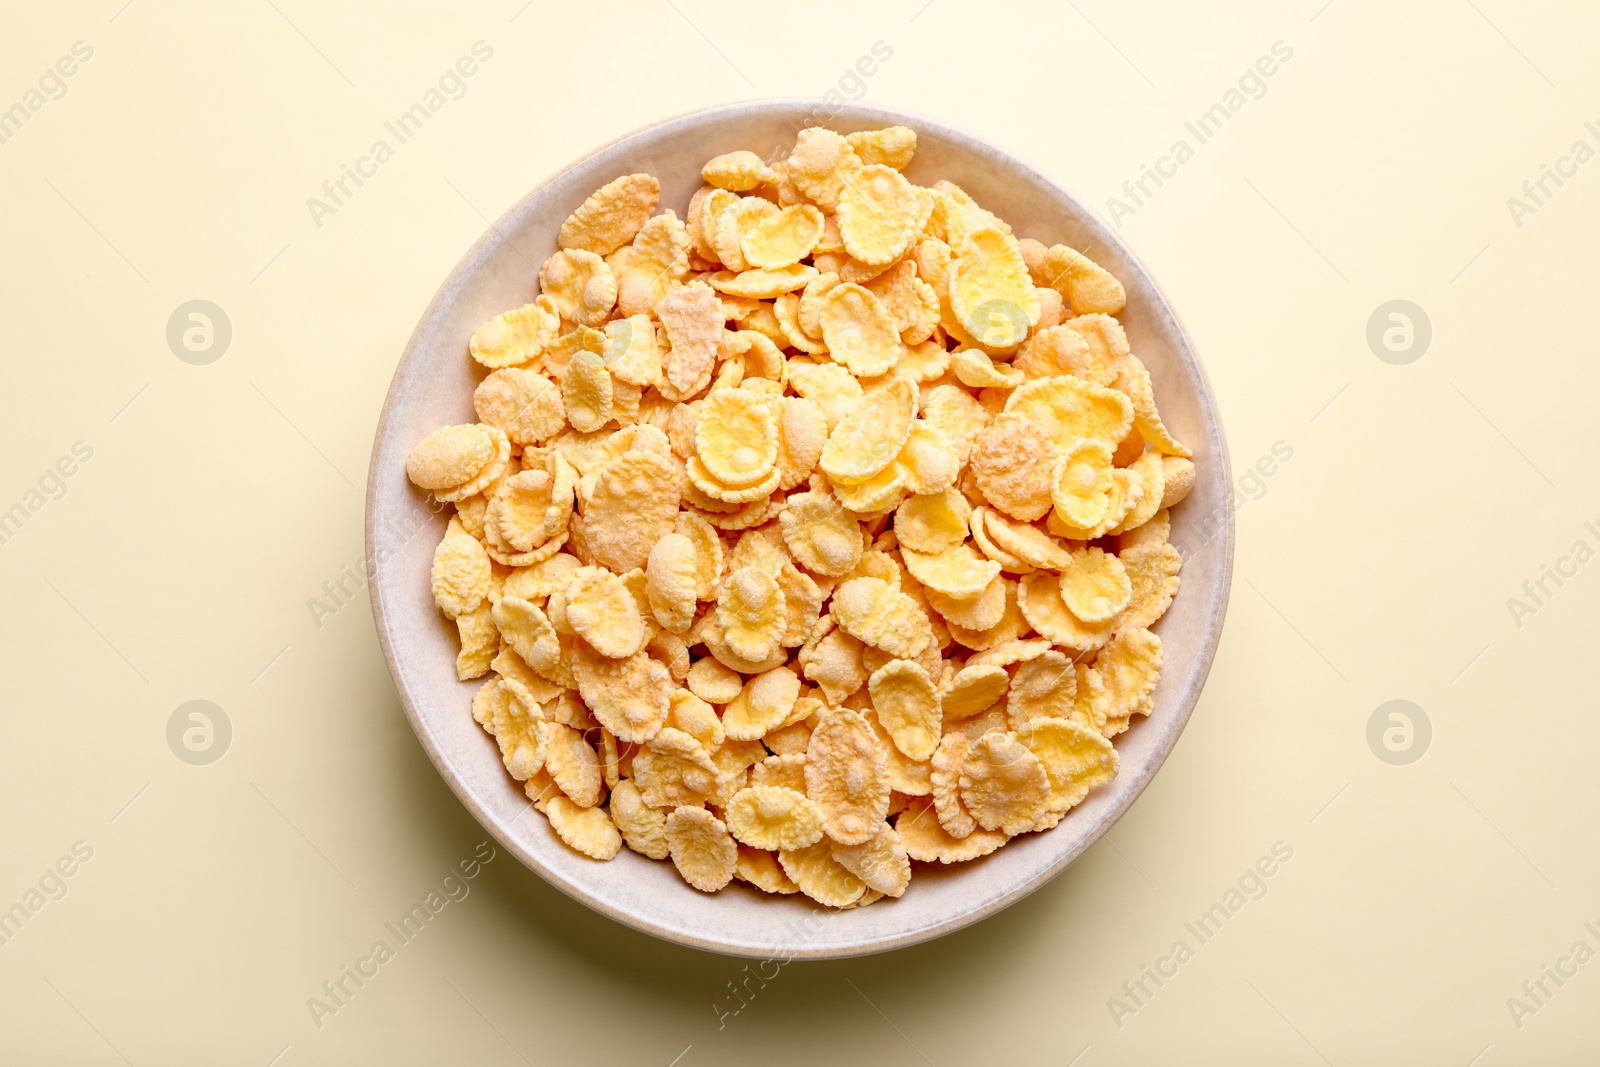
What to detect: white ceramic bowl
<box><xmin>367</xmin><ymin>99</ymin><xmax>1233</xmax><ymax>959</ymax></box>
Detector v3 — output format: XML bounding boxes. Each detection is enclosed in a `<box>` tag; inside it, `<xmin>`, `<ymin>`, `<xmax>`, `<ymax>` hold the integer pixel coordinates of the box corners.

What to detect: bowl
<box><xmin>366</xmin><ymin>99</ymin><xmax>1234</xmax><ymax>959</ymax></box>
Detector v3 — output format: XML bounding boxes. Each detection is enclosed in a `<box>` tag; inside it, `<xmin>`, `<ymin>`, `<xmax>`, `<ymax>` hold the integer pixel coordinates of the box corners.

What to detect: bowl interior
<box><xmin>367</xmin><ymin>99</ymin><xmax>1233</xmax><ymax>959</ymax></box>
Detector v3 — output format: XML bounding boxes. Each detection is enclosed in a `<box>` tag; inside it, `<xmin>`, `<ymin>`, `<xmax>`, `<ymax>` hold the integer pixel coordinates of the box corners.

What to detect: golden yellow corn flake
<box><xmin>666</xmin><ymin>805</ymin><xmax>738</xmax><ymax>892</ymax></box>
<box><xmin>412</xmin><ymin>123</ymin><xmax>1197</xmax><ymax>903</ymax></box>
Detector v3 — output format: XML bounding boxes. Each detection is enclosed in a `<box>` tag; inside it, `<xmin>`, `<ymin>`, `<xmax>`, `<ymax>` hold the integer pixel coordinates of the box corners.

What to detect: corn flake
<box><xmin>666</xmin><ymin>806</ymin><xmax>737</xmax><ymax>892</ymax></box>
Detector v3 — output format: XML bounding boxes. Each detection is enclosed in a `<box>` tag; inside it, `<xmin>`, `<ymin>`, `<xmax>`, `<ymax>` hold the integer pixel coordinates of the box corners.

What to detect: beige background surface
<box><xmin>2</xmin><ymin>1</ymin><xmax>1596</xmax><ymax>1063</ymax></box>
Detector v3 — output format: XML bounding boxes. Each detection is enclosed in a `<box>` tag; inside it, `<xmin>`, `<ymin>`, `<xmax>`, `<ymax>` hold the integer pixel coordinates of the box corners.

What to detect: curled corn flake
<box><xmin>804</xmin><ymin>708</ymin><xmax>890</xmax><ymax>845</ymax></box>
<box><xmin>845</xmin><ymin>126</ymin><xmax>916</xmax><ymax>170</ymax></box>
<box><xmin>742</xmin><ymin>204</ymin><xmax>825</xmax><ymax>269</ymax></box>
<box><xmin>603</xmin><ymin>314</ymin><xmax>663</xmax><ymax>388</ymax></box>
<box><xmin>778</xmin><ymin>841</ymin><xmax>866</xmax><ymax>907</ymax></box>
<box><xmin>1018</xmin><ymin>571</ymin><xmax>1114</xmax><ymax>653</ymax></box>
<box><xmin>949</xmin><ymin>226</ymin><xmax>1039</xmax><ymax>351</ymax></box>
<box><xmin>786</xmin><ymin>127</ymin><xmax>863</xmax><ymax>211</ymax></box>
<box><xmin>546</xmin><ymin>796</ymin><xmax>622</xmax><ymax>860</ymax></box>
<box><xmin>864</xmin><ymin>708</ymin><xmax>933</xmax><ymax>796</ymax></box>
<box><xmin>1049</xmin><ymin>465</ymin><xmax>1143</xmax><ymax>541</ymax></box>
<box><xmin>702</xmin><ymin>150</ymin><xmax>777</xmax><ymax>192</ymax></box>
<box><xmin>929</xmin><ymin>733</ymin><xmax>977</xmax><ymax>838</ymax></box>
<box><xmin>609</xmin><ymin>778</ymin><xmax>669</xmax><ymax>859</ymax></box>
<box><xmin>488</xmin><ymin>677</ymin><xmax>545</xmax><ymax>779</ymax></box>
<box><xmin>952</xmin><ymin>348</ymin><xmax>1024</xmax><ymax>390</ymax></box>
<box><xmin>492</xmin><ymin>596</ymin><xmax>563</xmax><ymax>681</ymax></box>
<box><xmin>686</xmin><ymin>453</ymin><xmax>779</xmax><ymax>504</ymax></box>
<box><xmin>894</xmin><ymin>488</ymin><xmax>971</xmax><ymax>554</ymax></box>
<box><xmin>695</xmin><ymin>388</ymin><xmax>779</xmax><ymax>488</ymax></box>
<box><xmin>1004</xmin><ymin>375</ymin><xmax>1133</xmax><ymax>453</ymax></box>
<box><xmin>897</xmin><ymin>422</ymin><xmax>959</xmax><ymax>496</ymax></box>
<box><xmin>657</xmin><ymin>282</ymin><xmax>723</xmax><ymax>394</ymax></box>
<box><xmin>1040</xmin><ymin>244</ymin><xmax>1126</xmax><ymax>316</ymax></box>
<box><xmin>674</xmin><ymin>511</ymin><xmax>724</xmax><ymax>600</ymax></box>
<box><xmin>469</xmin><ymin>298</ymin><xmax>561</xmax><ymax>370</ymax></box>
<box><xmin>1160</xmin><ymin>456</ymin><xmax>1195</xmax><ymax>509</ymax></box>
<box><xmin>613</xmin><ymin>212</ymin><xmax>691</xmax><ymax>317</ymax></box>
<box><xmin>868</xmin><ymin>659</ymin><xmax>941</xmax><ymax>761</ymax></box>
<box><xmin>787</xmin><ymin>360</ymin><xmax>863</xmax><ymax>430</ymax></box>
<box><xmin>713</xmin><ymin>196</ymin><xmax>767</xmax><ymax>271</ymax></box>
<box><xmin>1059</xmin><ymin>547</ymin><xmax>1131</xmax><ymax>624</ymax></box>
<box><xmin>902</xmin><ymin>543</ymin><xmax>1001</xmax><ymax>600</ymax></box>
<box><xmin>668</xmin><ymin>687</ymin><xmax>723</xmax><ymax>750</ymax></box>
<box><xmin>474</xmin><ymin>368</ymin><xmax>566</xmax><ymax>446</ymax></box>
<box><xmin>714</xmin><ymin>566</ymin><xmax>785</xmax><ymax>664</ymax></box>
<box><xmin>432</xmin><ymin>516</ymin><xmax>490</xmax><ymax>617</ymax></box>
<box><xmin>736</xmin><ymin>844</ymin><xmax>800</xmax><ymax>894</ymax></box>
<box><xmin>1015</xmin><ymin>323</ymin><xmax>1107</xmax><ymax>385</ymax></box>
<box><xmin>830</xmin><ymin>824</ymin><xmax>911</xmax><ymax>897</ymax></box>
<box><xmin>1051</xmin><ymin>438</ymin><xmax>1115</xmax><ymax>530</ymax></box>
<box><xmin>407</xmin><ymin>424</ymin><xmax>497</xmax><ymax>491</ymax></box>
<box><xmin>921</xmin><ymin>384</ymin><xmax>992</xmax><ymax>468</ymax></box>
<box><xmin>1120</xmin><ymin>540</ymin><xmax>1181</xmax><ymax>629</ymax></box>
<box><xmin>634</xmin><ymin>727</ymin><xmax>717</xmax><ymax>807</ymax></box>
<box><xmin>727</xmin><ymin>786</ymin><xmax>827</xmax><ymax>850</ymax></box>
<box><xmin>820</xmin><ymin>375</ymin><xmax>916</xmax><ymax>484</ymax></box>
<box><xmin>831</xmin><ymin>460</ymin><xmax>908</xmax><ymax>515</ymax></box>
<box><xmin>831</xmin><ymin>577</ymin><xmax>932</xmax><ymax>660</ymax></box>
<box><xmin>1106</xmin><ymin>451</ymin><xmax>1166</xmax><ymax>537</ymax></box>
<box><xmin>925</xmin><ymin>573</ymin><xmax>1007</xmax><ymax>632</ymax></box>
<box><xmin>1008</xmin><ymin>650</ymin><xmax>1077</xmax><ymax>726</ymax></box>
<box><xmin>1018</xmin><ymin>716</ymin><xmax>1117</xmax><ymax>813</ymax></box>
<box><xmin>1099</xmin><ymin>626</ymin><xmax>1163</xmax><ymax>721</ymax></box>
<box><xmin>666</xmin><ymin>806</ymin><xmax>738</xmax><ymax>892</ymax></box>
<box><xmin>540</xmin><ymin>249</ymin><xmax>617</xmax><ymax>327</ymax></box>
<box><xmin>487</xmin><ymin>468</ymin><xmax>568</xmax><ymax>553</ymax></box>
<box><xmin>799</xmin><ymin>621</ymin><xmax>868</xmax><ymax>705</ymax></box>
<box><xmin>981</xmin><ymin>509</ymin><xmax>1072</xmax><ymax>571</ymax></box>
<box><xmin>571</xmin><ymin>642</ymin><xmax>670</xmax><ymax>743</ymax></box>
<box><xmin>558</xmin><ymin>173</ymin><xmax>660</xmax><ymax>256</ymax></box>
<box><xmin>940</xmin><ymin>662</ymin><xmax>1010</xmax><ymax>720</ymax></box>
<box><xmin>817</xmin><ymin>282</ymin><xmax>903</xmax><ymax>378</ymax></box>
<box><xmin>645</xmin><ymin>533</ymin><xmax>698</xmax><ymax>632</ymax></box>
<box><xmin>565</xmin><ymin>567</ymin><xmax>647</xmax><ymax>658</ymax></box>
<box><xmin>685</xmin><ymin>656</ymin><xmax>743</xmax><ymax>704</ymax></box>
<box><xmin>959</xmin><ymin>731</ymin><xmax>1049</xmax><ymax>835</ymax></box>
<box><xmin>896</xmin><ymin>795</ymin><xmax>1005</xmax><ymax>862</ymax></box>
<box><xmin>970</xmin><ymin>413</ymin><xmax>1058</xmax><ymax>522</ymax></box>
<box><xmin>838</xmin><ymin>164</ymin><xmax>931</xmax><ymax>266</ymax></box>
<box><xmin>779</xmin><ymin>491</ymin><xmax>863</xmax><ymax>577</ymax></box>
<box><xmin>722</xmin><ymin>666</ymin><xmax>802</xmax><ymax>741</ymax></box>
<box><xmin>539</xmin><ymin>721</ymin><xmax>603</xmax><ymax>807</ymax></box>
<box><xmin>584</xmin><ymin>450</ymin><xmax>680</xmax><ymax>573</ymax></box>
<box><xmin>751</xmin><ymin>752</ymin><xmax>809</xmax><ymax>793</ymax></box>
<box><xmin>561</xmin><ymin>356</ymin><xmax>613</xmax><ymax>433</ymax></box>
<box><xmin>774</xmin><ymin>396</ymin><xmax>828</xmax><ymax>490</ymax></box>
<box><xmin>708</xmin><ymin>263</ymin><xmax>818</xmax><ymax>300</ymax></box>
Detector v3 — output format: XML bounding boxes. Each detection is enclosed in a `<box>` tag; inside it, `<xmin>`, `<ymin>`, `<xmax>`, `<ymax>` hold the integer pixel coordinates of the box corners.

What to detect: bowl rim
<box><xmin>366</xmin><ymin>97</ymin><xmax>1234</xmax><ymax>959</ymax></box>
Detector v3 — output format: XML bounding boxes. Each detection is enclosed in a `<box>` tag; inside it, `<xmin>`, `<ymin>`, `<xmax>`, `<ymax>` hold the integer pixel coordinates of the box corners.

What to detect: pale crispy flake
<box><xmin>634</xmin><ymin>727</ymin><xmax>717</xmax><ymax>808</ymax></box>
<box><xmin>645</xmin><ymin>533</ymin><xmax>697</xmax><ymax>632</ymax></box>
<box><xmin>539</xmin><ymin>249</ymin><xmax>617</xmax><ymax>327</ymax></box>
<box><xmin>1098</xmin><ymin>626</ymin><xmax>1163</xmax><ymax>721</ymax></box>
<box><xmin>1120</xmin><ymin>540</ymin><xmax>1181</xmax><ymax>629</ymax></box>
<box><xmin>1005</xmin><ymin>376</ymin><xmax>1133</xmax><ymax>452</ymax></box>
<box><xmin>742</xmin><ymin>204</ymin><xmax>825</xmax><ymax>269</ymax></box>
<box><xmin>612</xmin><ymin>212</ymin><xmax>692</xmax><ymax>317</ymax></box>
<box><xmin>735</xmin><ymin>844</ymin><xmax>801</xmax><ymax>894</ymax></box>
<box><xmin>805</xmin><ymin>708</ymin><xmax>890</xmax><ymax>845</ymax></box>
<box><xmin>564</xmin><ymin>566</ymin><xmax>647</xmax><ymax>658</ymax></box>
<box><xmin>921</xmin><ymin>385</ymin><xmax>992</xmax><ymax>469</ymax></box>
<box><xmin>830</xmin><ymin>824</ymin><xmax>911</xmax><ymax>897</ymax></box>
<box><xmin>1018</xmin><ymin>572</ymin><xmax>1115</xmax><ymax>653</ymax></box>
<box><xmin>407</xmin><ymin>424</ymin><xmax>497</xmax><ymax>492</ymax></box>
<box><xmin>432</xmin><ymin>516</ymin><xmax>490</xmax><ymax>617</ymax></box>
<box><xmin>799</xmin><ymin>620</ymin><xmax>869</xmax><ymax>705</ymax></box>
<box><xmin>546</xmin><ymin>796</ymin><xmax>622</xmax><ymax>859</ymax></box>
<box><xmin>778</xmin><ymin>841</ymin><xmax>866</xmax><ymax>907</ymax></box>
<box><xmin>926</xmin><ymin>573</ymin><xmax>1007</xmax><ymax>631</ymax></box>
<box><xmin>820</xmin><ymin>375</ymin><xmax>916</xmax><ymax>484</ymax></box>
<box><xmin>656</xmin><ymin>282</ymin><xmax>723</xmax><ymax>394</ymax></box>
<box><xmin>779</xmin><ymin>490</ymin><xmax>864</xmax><ymax>577</ymax></box>
<box><xmin>901</xmin><ymin>543</ymin><xmax>1001</xmax><ymax>600</ymax></box>
<box><xmin>558</xmin><ymin>173</ymin><xmax>660</xmax><ymax>256</ymax></box>
<box><xmin>1060</xmin><ymin>547</ymin><xmax>1131</xmax><ymax>624</ymax></box>
<box><xmin>830</xmin><ymin>577</ymin><xmax>932</xmax><ymax>660</ymax></box>
<box><xmin>685</xmin><ymin>656</ymin><xmax>743</xmax><ymax>705</ymax></box>
<box><xmin>727</xmin><ymin>786</ymin><xmax>827</xmax><ymax>850</ymax></box>
<box><xmin>896</xmin><ymin>795</ymin><xmax>1005</xmax><ymax>862</ymax></box>
<box><xmin>707</xmin><ymin>264</ymin><xmax>818</xmax><ymax>300</ymax></box>
<box><xmin>868</xmin><ymin>659</ymin><xmax>941</xmax><ymax>761</ymax></box>
<box><xmin>1008</xmin><ymin>651</ymin><xmax>1077</xmax><ymax>726</ymax></box>
<box><xmin>751</xmin><ymin>752</ymin><xmax>809</xmax><ymax>794</ymax></box>
<box><xmin>838</xmin><ymin>164</ymin><xmax>932</xmax><ymax>266</ymax></box>
<box><xmin>959</xmin><ymin>731</ymin><xmax>1050</xmax><ymax>835</ymax></box>
<box><xmin>714</xmin><ymin>566</ymin><xmax>785</xmax><ymax>664</ymax></box>
<box><xmin>1106</xmin><ymin>450</ymin><xmax>1166</xmax><ymax>537</ymax></box>
<box><xmin>940</xmin><ymin>663</ymin><xmax>1010</xmax><ymax>720</ymax></box>
<box><xmin>970</xmin><ymin>413</ymin><xmax>1057</xmax><ymax>521</ymax></box>
<box><xmin>722</xmin><ymin>666</ymin><xmax>802</xmax><ymax>741</ymax></box>
<box><xmin>492</xmin><ymin>596</ymin><xmax>564</xmax><ymax>681</ymax></box>
<box><xmin>666</xmin><ymin>806</ymin><xmax>737</xmax><ymax>892</ymax></box>
<box><xmin>1039</xmin><ymin>244</ymin><xmax>1126</xmax><ymax>315</ymax></box>
<box><xmin>818</xmin><ymin>282</ymin><xmax>904</xmax><ymax>378</ymax></box>
<box><xmin>894</xmin><ymin>489</ymin><xmax>971</xmax><ymax>554</ymax></box>
<box><xmin>583</xmin><ymin>450</ymin><xmax>680</xmax><ymax>573</ymax></box>
<box><xmin>1051</xmin><ymin>438</ymin><xmax>1115</xmax><ymax>530</ymax></box>
<box><xmin>949</xmin><ymin>226</ymin><xmax>1039</xmax><ymax>350</ymax></box>
<box><xmin>787</xmin><ymin>360</ymin><xmax>863</xmax><ymax>430</ymax></box>
<box><xmin>469</xmin><ymin>299</ymin><xmax>561</xmax><ymax>370</ymax></box>
<box><xmin>774</xmin><ymin>396</ymin><xmax>828</xmax><ymax>490</ymax></box>
<box><xmin>608</xmin><ymin>779</ymin><xmax>669</xmax><ymax>859</ymax></box>
<box><xmin>695</xmin><ymin>387</ymin><xmax>779</xmax><ymax>487</ymax></box>
<box><xmin>1017</xmin><ymin>716</ymin><xmax>1118</xmax><ymax>813</ymax></box>
<box><xmin>896</xmin><ymin>421</ymin><xmax>959</xmax><ymax>495</ymax></box>
<box><xmin>674</xmin><ymin>511</ymin><xmax>724</xmax><ymax>600</ymax></box>
<box><xmin>1160</xmin><ymin>457</ymin><xmax>1196</xmax><ymax>509</ymax></box>
<box><xmin>571</xmin><ymin>643</ymin><xmax>671</xmax><ymax>743</ymax></box>
<box><xmin>561</xmin><ymin>355</ymin><xmax>613</xmax><ymax>433</ymax></box>
<box><xmin>952</xmin><ymin>348</ymin><xmax>1025</xmax><ymax>389</ymax></box>
<box><xmin>539</xmin><ymin>722</ymin><xmax>603</xmax><ymax>807</ymax></box>
<box><xmin>701</xmin><ymin>150</ymin><xmax>777</xmax><ymax>192</ymax></box>
<box><xmin>845</xmin><ymin>126</ymin><xmax>916</xmax><ymax>170</ymax></box>
<box><xmin>979</xmin><ymin>511</ymin><xmax>1071</xmax><ymax>572</ymax></box>
<box><xmin>474</xmin><ymin>368</ymin><xmax>566</xmax><ymax>445</ymax></box>
<box><xmin>602</xmin><ymin>315</ymin><xmax>662</xmax><ymax>388</ymax></box>
<box><xmin>786</xmin><ymin>127</ymin><xmax>863</xmax><ymax>211</ymax></box>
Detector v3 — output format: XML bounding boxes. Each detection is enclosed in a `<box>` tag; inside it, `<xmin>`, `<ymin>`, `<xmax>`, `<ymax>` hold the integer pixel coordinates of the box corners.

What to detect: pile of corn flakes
<box><xmin>406</xmin><ymin>125</ymin><xmax>1195</xmax><ymax>908</ymax></box>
